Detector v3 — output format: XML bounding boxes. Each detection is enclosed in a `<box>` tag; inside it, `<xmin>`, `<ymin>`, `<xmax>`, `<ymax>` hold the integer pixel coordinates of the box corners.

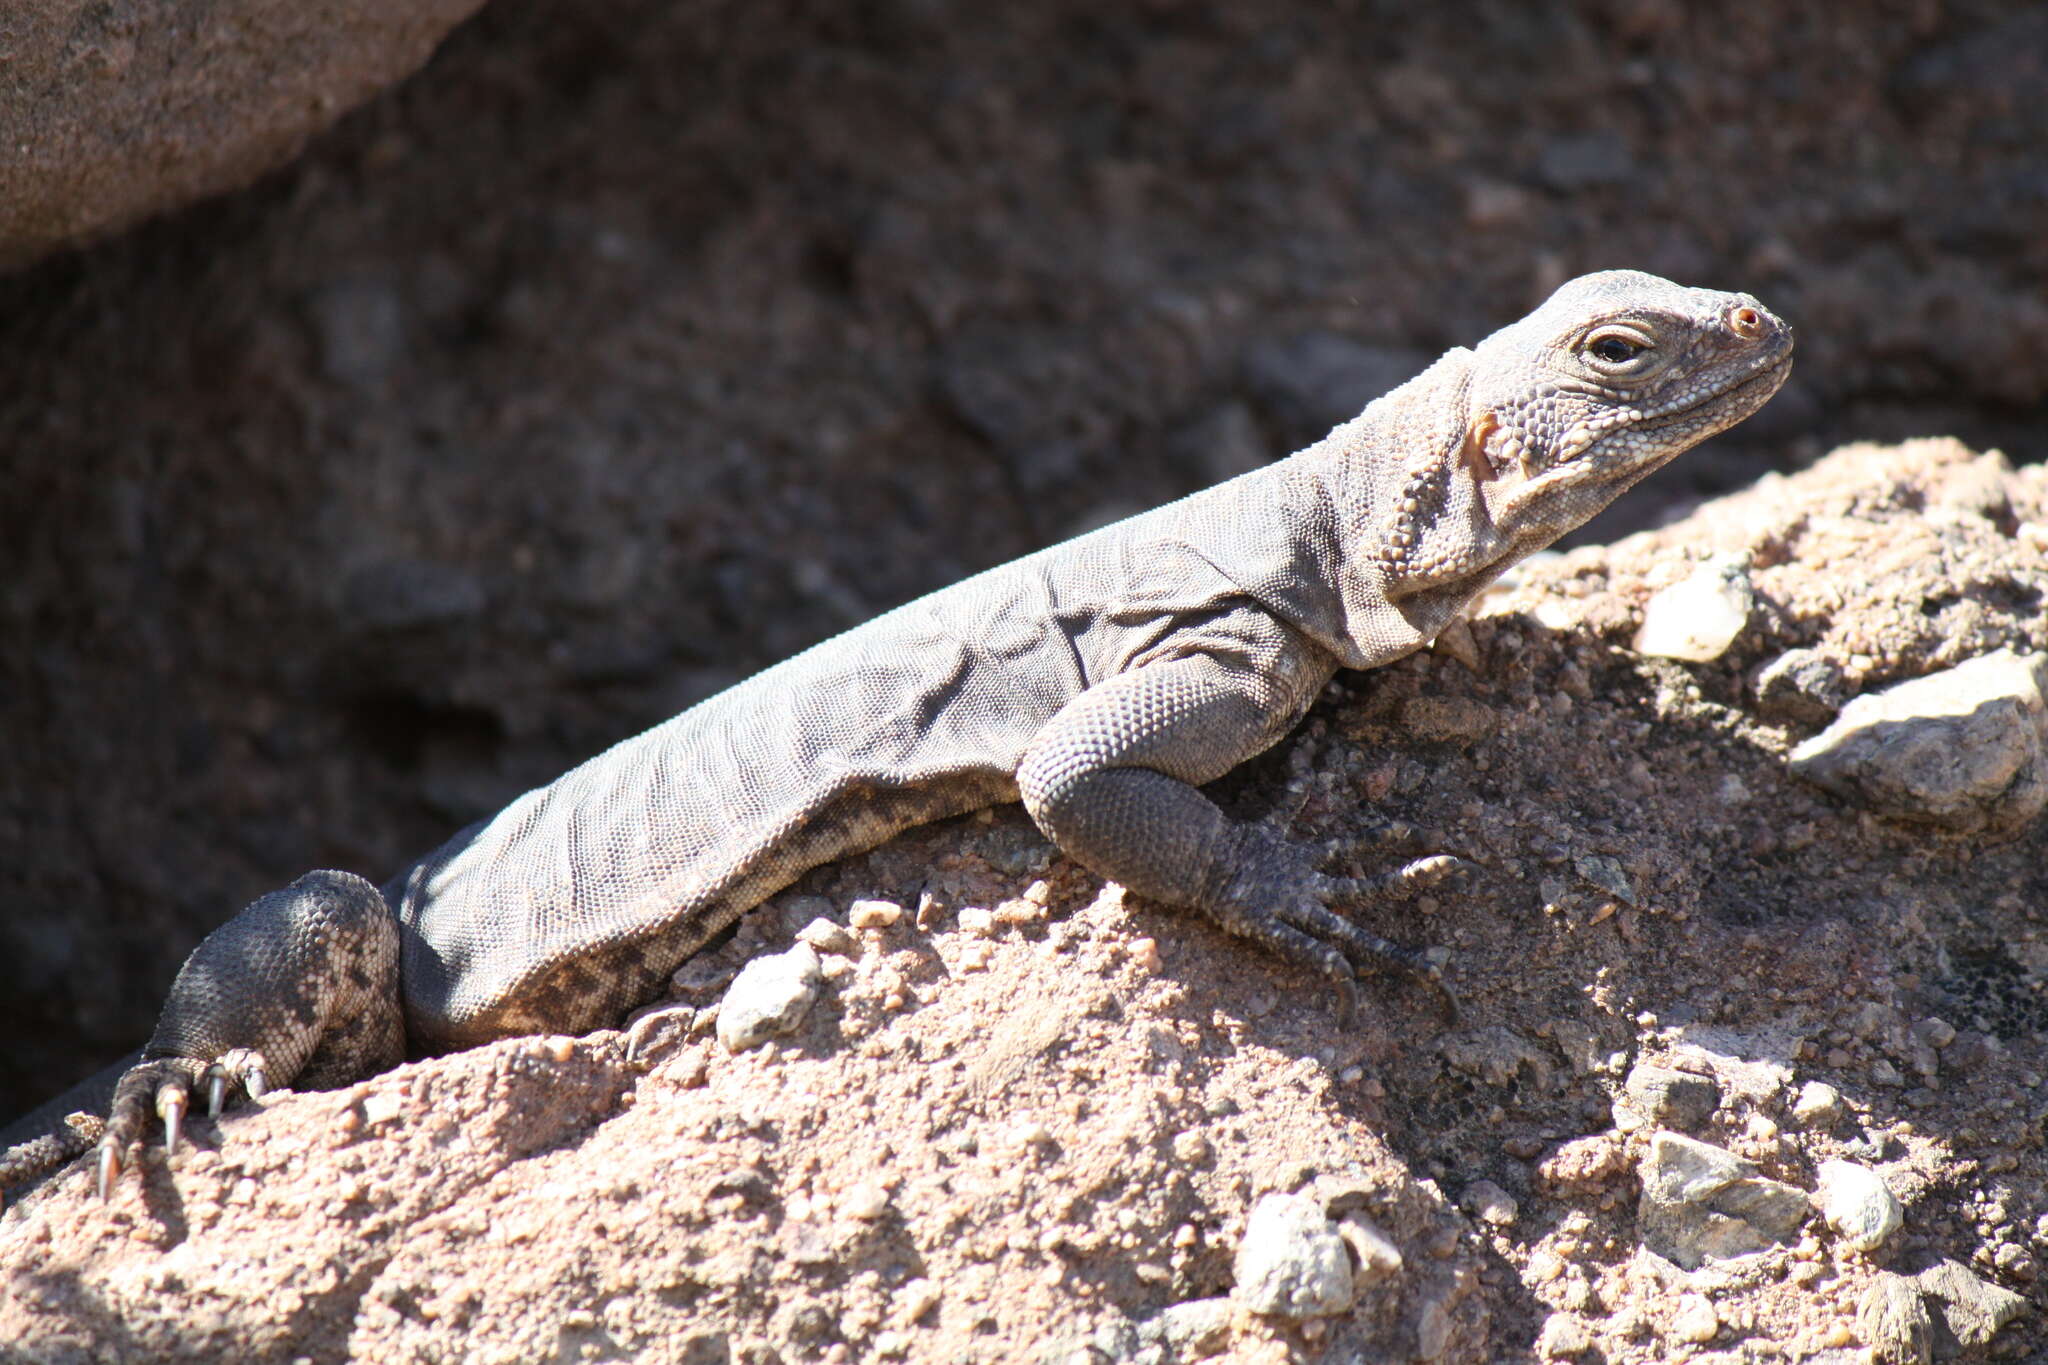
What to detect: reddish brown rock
<box><xmin>0</xmin><ymin>0</ymin><xmax>484</xmax><ymax>268</ymax></box>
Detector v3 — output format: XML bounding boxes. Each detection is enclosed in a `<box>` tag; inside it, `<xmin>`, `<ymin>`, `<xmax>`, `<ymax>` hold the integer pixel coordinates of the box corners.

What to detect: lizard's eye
<box><xmin>1588</xmin><ymin>335</ymin><xmax>1644</xmax><ymax>364</ymax></box>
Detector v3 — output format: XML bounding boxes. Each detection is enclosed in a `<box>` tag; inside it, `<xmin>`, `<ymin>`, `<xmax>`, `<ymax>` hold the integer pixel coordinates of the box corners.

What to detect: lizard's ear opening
<box><xmin>1460</xmin><ymin>411</ymin><xmax>1500</xmax><ymax>483</ymax></box>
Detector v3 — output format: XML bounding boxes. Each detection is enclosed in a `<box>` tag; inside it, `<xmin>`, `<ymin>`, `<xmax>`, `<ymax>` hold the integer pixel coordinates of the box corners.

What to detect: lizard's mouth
<box><xmin>1482</xmin><ymin>348</ymin><xmax>1792</xmax><ymax>528</ymax></box>
<box><xmin>1625</xmin><ymin>349</ymin><xmax>1794</xmax><ymax>438</ymax></box>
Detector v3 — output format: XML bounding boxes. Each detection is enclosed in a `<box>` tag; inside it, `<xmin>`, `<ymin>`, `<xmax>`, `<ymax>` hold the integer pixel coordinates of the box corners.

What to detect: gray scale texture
<box><xmin>0</xmin><ymin>270</ymin><xmax>1792</xmax><ymax>1191</ymax></box>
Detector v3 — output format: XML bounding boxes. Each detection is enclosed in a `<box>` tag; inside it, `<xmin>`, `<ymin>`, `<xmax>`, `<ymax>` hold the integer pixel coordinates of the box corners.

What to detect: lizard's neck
<box><xmin>1190</xmin><ymin>454</ymin><xmax>1437</xmax><ymax>673</ymax></box>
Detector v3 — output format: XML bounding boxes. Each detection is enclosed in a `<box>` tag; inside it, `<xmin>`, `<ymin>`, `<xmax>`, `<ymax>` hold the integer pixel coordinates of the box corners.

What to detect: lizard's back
<box><xmin>392</xmin><ymin>466</ymin><xmax>1319</xmax><ymax>1050</ymax></box>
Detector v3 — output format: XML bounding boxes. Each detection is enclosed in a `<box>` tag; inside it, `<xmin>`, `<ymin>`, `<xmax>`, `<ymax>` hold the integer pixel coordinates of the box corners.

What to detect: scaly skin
<box><xmin>0</xmin><ymin>271</ymin><xmax>1791</xmax><ymax>1198</ymax></box>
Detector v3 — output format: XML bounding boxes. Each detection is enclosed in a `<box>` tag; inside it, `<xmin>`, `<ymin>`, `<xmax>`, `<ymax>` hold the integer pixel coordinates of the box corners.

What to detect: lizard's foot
<box><xmin>1206</xmin><ymin>833</ymin><xmax>1470</xmax><ymax>1025</ymax></box>
<box><xmin>96</xmin><ymin>870</ymin><xmax>404</xmax><ymax>1196</ymax></box>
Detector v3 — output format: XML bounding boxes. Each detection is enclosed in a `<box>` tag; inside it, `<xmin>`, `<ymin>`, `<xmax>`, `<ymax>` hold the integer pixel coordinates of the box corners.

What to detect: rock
<box><xmin>1754</xmin><ymin>648</ymin><xmax>1850</xmax><ymax>724</ymax></box>
<box><xmin>716</xmin><ymin>942</ymin><xmax>824</xmax><ymax>1052</ymax></box>
<box><xmin>1916</xmin><ymin>1258</ymin><xmax>2026</xmax><ymax>1348</ymax></box>
<box><xmin>1813</xmin><ymin>1160</ymin><xmax>1903</xmax><ymax>1254</ymax></box>
<box><xmin>1439</xmin><ymin>1027</ymin><xmax>1552</xmax><ymax>1088</ymax></box>
<box><xmin>1909</xmin><ymin>1017</ymin><xmax>1956</xmax><ymax>1050</ymax></box>
<box><xmin>1622</xmin><ymin>1063</ymin><xmax>1720</xmax><ymax>1132</ymax></box>
<box><xmin>1536</xmin><ymin>1313</ymin><xmax>1593</xmax><ymax>1359</ymax></box>
<box><xmin>1415</xmin><ymin>1294</ymin><xmax>1454</xmax><ymax>1360</ymax></box>
<box><xmin>847</xmin><ymin>898</ymin><xmax>904</xmax><ymax>928</ymax></box>
<box><xmin>797</xmin><ymin>917</ymin><xmax>857</xmax><ymax>956</ymax></box>
<box><xmin>1539</xmin><ymin>1133</ymin><xmax>1631</xmax><ymax>1191</ymax></box>
<box><xmin>0</xmin><ymin>0</ymin><xmax>486</xmax><ymax>268</ymax></box>
<box><xmin>1671</xmin><ymin>1293</ymin><xmax>1720</xmax><ymax>1344</ymax></box>
<box><xmin>1787</xmin><ymin>649</ymin><xmax>2048</xmax><ymax>834</ymax></box>
<box><xmin>1458</xmin><ymin>1179</ymin><xmax>1517</xmax><ymax>1227</ymax></box>
<box><xmin>1334</xmin><ymin>1210</ymin><xmax>1404</xmax><ymax>1287</ymax></box>
<box><xmin>1791</xmin><ymin>1080</ymin><xmax>1846</xmax><ymax>1129</ymax></box>
<box><xmin>1858</xmin><ymin>1273</ymin><xmax>1934</xmax><ymax>1365</ymax></box>
<box><xmin>1637</xmin><ymin>1132</ymin><xmax>1809</xmax><ymax>1269</ymax></box>
<box><xmin>1138</xmin><ymin>1297</ymin><xmax>1233</xmax><ymax>1359</ymax></box>
<box><xmin>1536</xmin><ymin>131</ymin><xmax>1635</xmax><ymax>190</ymax></box>
<box><xmin>1634</xmin><ymin>554</ymin><xmax>1755</xmax><ymax>662</ymax></box>
<box><xmin>1232</xmin><ymin>1193</ymin><xmax>1356</xmax><ymax>1319</ymax></box>
<box><xmin>1573</xmin><ymin>853</ymin><xmax>1637</xmax><ymax>905</ymax></box>
<box><xmin>342</xmin><ymin>558</ymin><xmax>488</xmax><ymax>631</ymax></box>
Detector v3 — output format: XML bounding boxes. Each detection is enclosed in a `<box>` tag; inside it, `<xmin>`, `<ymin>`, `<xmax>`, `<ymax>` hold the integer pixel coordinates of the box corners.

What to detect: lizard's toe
<box><xmin>1319</xmin><ymin>853</ymin><xmax>1477</xmax><ymax>904</ymax></box>
<box><xmin>1277</xmin><ymin>894</ymin><xmax>1456</xmax><ymax>1019</ymax></box>
<box><xmin>158</xmin><ymin>1087</ymin><xmax>186</xmax><ymax>1156</ymax></box>
<box><xmin>99</xmin><ymin>1056</ymin><xmax>203</xmax><ymax>1197</ymax></box>
<box><xmin>1203</xmin><ymin>897</ymin><xmax>1360</xmax><ymax>1024</ymax></box>
<box><xmin>204</xmin><ymin>1048</ymin><xmax>274</xmax><ymax>1117</ymax></box>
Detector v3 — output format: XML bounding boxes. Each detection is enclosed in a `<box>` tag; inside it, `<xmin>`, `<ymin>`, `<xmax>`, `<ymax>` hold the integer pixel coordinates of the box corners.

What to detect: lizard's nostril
<box><xmin>1728</xmin><ymin>305</ymin><xmax>1764</xmax><ymax>340</ymax></box>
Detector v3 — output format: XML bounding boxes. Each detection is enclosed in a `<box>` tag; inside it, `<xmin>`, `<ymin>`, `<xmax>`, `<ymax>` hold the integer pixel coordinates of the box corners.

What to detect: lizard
<box><xmin>0</xmin><ymin>269</ymin><xmax>1790</xmax><ymax>1200</ymax></box>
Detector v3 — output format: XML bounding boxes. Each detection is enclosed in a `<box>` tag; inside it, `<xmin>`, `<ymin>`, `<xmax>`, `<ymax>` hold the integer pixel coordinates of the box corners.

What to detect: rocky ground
<box><xmin>4</xmin><ymin>438</ymin><xmax>2044</xmax><ymax>1362</ymax></box>
<box><xmin>6</xmin><ymin>0</ymin><xmax>2048</xmax><ymax>1121</ymax></box>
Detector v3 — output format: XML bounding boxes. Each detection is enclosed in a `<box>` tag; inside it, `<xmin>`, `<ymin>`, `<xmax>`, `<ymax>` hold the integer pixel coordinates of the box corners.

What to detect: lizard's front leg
<box><xmin>1016</xmin><ymin>652</ymin><xmax>1463</xmax><ymax>1021</ymax></box>
<box><xmin>96</xmin><ymin>869</ymin><xmax>405</xmax><ymax>1195</ymax></box>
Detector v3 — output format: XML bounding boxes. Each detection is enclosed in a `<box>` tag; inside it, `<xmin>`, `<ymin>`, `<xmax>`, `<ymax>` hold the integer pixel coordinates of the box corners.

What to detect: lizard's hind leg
<box><xmin>97</xmin><ymin>869</ymin><xmax>404</xmax><ymax>1196</ymax></box>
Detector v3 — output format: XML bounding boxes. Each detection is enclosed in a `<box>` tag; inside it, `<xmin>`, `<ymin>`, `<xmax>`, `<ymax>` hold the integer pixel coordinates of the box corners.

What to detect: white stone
<box><xmin>716</xmin><ymin>942</ymin><xmax>824</xmax><ymax>1052</ymax></box>
<box><xmin>1233</xmin><ymin>1193</ymin><xmax>1355</xmax><ymax>1318</ymax></box>
<box><xmin>1788</xmin><ymin>649</ymin><xmax>2048</xmax><ymax>834</ymax></box>
<box><xmin>1634</xmin><ymin>553</ymin><xmax>1754</xmax><ymax>661</ymax></box>
<box><xmin>1814</xmin><ymin>1160</ymin><xmax>1903</xmax><ymax>1253</ymax></box>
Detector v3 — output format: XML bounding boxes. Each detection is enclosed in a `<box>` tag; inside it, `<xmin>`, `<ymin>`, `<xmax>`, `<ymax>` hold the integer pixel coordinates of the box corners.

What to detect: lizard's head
<box><xmin>1378</xmin><ymin>269</ymin><xmax>1792</xmax><ymax>596</ymax></box>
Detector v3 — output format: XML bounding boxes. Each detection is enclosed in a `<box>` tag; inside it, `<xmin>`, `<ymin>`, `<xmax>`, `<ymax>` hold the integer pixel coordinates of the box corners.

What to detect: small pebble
<box><xmin>993</xmin><ymin>897</ymin><xmax>1044</xmax><ymax>925</ymax></box>
<box><xmin>1536</xmin><ymin>1313</ymin><xmax>1592</xmax><ymax>1359</ymax></box>
<box><xmin>1791</xmin><ymin>1081</ymin><xmax>1844</xmax><ymax>1127</ymax></box>
<box><xmin>895</xmin><ymin>1277</ymin><xmax>939</xmax><ymax>1325</ymax></box>
<box><xmin>1814</xmin><ymin>1159</ymin><xmax>1903</xmax><ymax>1253</ymax></box>
<box><xmin>1671</xmin><ymin>1293</ymin><xmax>1719</xmax><ymax>1344</ymax></box>
<box><xmin>1129</xmin><ymin>937</ymin><xmax>1162</xmax><ymax>972</ymax></box>
<box><xmin>1337</xmin><ymin>1211</ymin><xmax>1404</xmax><ymax>1285</ymax></box>
<box><xmin>955</xmin><ymin>906</ymin><xmax>995</xmax><ymax>937</ymax></box>
<box><xmin>1460</xmin><ymin>1179</ymin><xmax>1518</xmax><ymax>1227</ymax></box>
<box><xmin>1911</xmin><ymin>1016</ymin><xmax>1956</xmax><ymax>1049</ymax></box>
<box><xmin>798</xmin><ymin>918</ymin><xmax>857</xmax><ymax>956</ymax></box>
<box><xmin>360</xmin><ymin>1091</ymin><xmax>404</xmax><ymax>1125</ymax></box>
<box><xmin>848</xmin><ymin>899</ymin><xmax>903</xmax><ymax>929</ymax></box>
<box><xmin>841</xmin><ymin>1181</ymin><xmax>890</xmax><ymax>1221</ymax></box>
<box><xmin>1171</xmin><ymin>1131</ymin><xmax>1212</xmax><ymax>1164</ymax></box>
<box><xmin>717</xmin><ymin>943</ymin><xmax>825</xmax><ymax>1052</ymax></box>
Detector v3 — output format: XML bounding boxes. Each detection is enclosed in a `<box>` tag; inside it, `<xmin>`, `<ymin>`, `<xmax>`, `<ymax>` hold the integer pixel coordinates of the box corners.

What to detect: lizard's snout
<box><xmin>1725</xmin><ymin>297</ymin><xmax>1791</xmax><ymax>351</ymax></box>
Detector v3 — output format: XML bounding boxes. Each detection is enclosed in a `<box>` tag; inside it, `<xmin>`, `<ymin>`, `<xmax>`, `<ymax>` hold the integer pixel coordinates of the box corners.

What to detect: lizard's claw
<box><xmin>158</xmin><ymin>1087</ymin><xmax>186</xmax><ymax>1156</ymax></box>
<box><xmin>95</xmin><ymin>1141</ymin><xmax>119</xmax><ymax>1202</ymax></box>
<box><xmin>99</xmin><ymin>1056</ymin><xmax>203</xmax><ymax>1198</ymax></box>
<box><xmin>204</xmin><ymin>1048</ymin><xmax>274</xmax><ymax>1119</ymax></box>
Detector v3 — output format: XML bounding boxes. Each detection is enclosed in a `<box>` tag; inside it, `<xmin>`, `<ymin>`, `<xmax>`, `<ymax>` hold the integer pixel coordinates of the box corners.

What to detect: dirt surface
<box><xmin>7</xmin><ymin>0</ymin><xmax>2048</xmax><ymax>1126</ymax></box>
<box><xmin>0</xmin><ymin>0</ymin><xmax>485</xmax><ymax>267</ymax></box>
<box><xmin>4</xmin><ymin>437</ymin><xmax>2045</xmax><ymax>1361</ymax></box>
